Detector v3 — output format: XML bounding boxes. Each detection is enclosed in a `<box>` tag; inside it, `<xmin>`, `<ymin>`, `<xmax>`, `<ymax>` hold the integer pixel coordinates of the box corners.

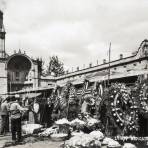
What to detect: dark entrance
<box><xmin>7</xmin><ymin>54</ymin><xmax>32</xmax><ymax>92</ymax></box>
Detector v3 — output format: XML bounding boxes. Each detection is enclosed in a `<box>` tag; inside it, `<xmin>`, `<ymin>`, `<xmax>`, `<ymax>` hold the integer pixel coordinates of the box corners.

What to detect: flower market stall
<box><xmin>5</xmin><ymin>75</ymin><xmax>148</xmax><ymax>147</ymax></box>
<box><xmin>49</xmin><ymin>77</ymin><xmax>148</xmax><ymax>147</ymax></box>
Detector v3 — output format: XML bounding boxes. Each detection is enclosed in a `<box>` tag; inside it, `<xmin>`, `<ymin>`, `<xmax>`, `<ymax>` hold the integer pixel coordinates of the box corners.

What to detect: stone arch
<box><xmin>6</xmin><ymin>53</ymin><xmax>33</xmax><ymax>92</ymax></box>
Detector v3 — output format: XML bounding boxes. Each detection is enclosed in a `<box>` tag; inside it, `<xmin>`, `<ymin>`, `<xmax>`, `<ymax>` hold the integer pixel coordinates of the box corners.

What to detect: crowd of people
<box><xmin>0</xmin><ymin>95</ymin><xmax>54</xmax><ymax>144</ymax></box>
<box><xmin>0</xmin><ymin>90</ymin><xmax>99</xmax><ymax>145</ymax></box>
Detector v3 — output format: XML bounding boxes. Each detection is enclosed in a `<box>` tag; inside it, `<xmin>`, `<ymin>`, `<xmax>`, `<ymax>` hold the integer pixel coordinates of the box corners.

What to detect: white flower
<box><xmin>123</xmin><ymin>143</ymin><xmax>137</xmax><ymax>148</ymax></box>
<box><xmin>55</xmin><ymin>118</ymin><xmax>70</xmax><ymax>125</ymax></box>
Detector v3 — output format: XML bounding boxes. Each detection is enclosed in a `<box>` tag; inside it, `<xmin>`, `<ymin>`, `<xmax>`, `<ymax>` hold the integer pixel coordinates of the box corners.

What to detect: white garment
<box><xmin>33</xmin><ymin>103</ymin><xmax>39</xmax><ymax>113</ymax></box>
<box><xmin>81</xmin><ymin>101</ymin><xmax>88</xmax><ymax>113</ymax></box>
<box><xmin>29</xmin><ymin>111</ymin><xmax>34</xmax><ymax>124</ymax></box>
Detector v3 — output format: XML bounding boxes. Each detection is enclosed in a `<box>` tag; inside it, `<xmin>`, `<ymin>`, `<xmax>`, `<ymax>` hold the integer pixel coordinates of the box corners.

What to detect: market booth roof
<box><xmin>0</xmin><ymin>85</ymin><xmax>56</xmax><ymax>96</ymax></box>
<box><xmin>20</xmin><ymin>92</ymin><xmax>41</xmax><ymax>99</ymax></box>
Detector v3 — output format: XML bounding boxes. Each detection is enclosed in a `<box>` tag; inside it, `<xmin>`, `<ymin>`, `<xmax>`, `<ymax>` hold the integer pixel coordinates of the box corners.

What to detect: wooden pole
<box><xmin>108</xmin><ymin>42</ymin><xmax>111</xmax><ymax>86</ymax></box>
<box><xmin>105</xmin><ymin>42</ymin><xmax>111</xmax><ymax>136</ymax></box>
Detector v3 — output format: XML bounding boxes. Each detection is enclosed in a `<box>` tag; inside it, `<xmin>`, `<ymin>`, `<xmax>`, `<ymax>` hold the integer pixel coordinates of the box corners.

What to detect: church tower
<box><xmin>0</xmin><ymin>10</ymin><xmax>6</xmax><ymax>58</ymax></box>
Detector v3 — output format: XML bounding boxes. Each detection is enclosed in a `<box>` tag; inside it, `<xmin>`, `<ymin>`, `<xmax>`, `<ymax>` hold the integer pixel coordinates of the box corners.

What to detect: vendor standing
<box><xmin>32</xmin><ymin>98</ymin><xmax>40</xmax><ymax>124</ymax></box>
<box><xmin>10</xmin><ymin>96</ymin><xmax>28</xmax><ymax>143</ymax></box>
<box><xmin>0</xmin><ymin>98</ymin><xmax>9</xmax><ymax>136</ymax></box>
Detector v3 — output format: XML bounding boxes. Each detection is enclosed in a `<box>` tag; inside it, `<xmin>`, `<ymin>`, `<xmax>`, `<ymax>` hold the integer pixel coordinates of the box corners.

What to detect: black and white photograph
<box><xmin>0</xmin><ymin>0</ymin><xmax>148</xmax><ymax>147</ymax></box>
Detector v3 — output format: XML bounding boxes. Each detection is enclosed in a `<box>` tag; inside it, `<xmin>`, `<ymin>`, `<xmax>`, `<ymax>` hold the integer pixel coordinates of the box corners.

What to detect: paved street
<box><xmin>4</xmin><ymin>140</ymin><xmax>63</xmax><ymax>148</ymax></box>
<box><xmin>0</xmin><ymin>135</ymin><xmax>63</xmax><ymax>148</ymax></box>
<box><xmin>0</xmin><ymin>135</ymin><xmax>11</xmax><ymax>148</ymax></box>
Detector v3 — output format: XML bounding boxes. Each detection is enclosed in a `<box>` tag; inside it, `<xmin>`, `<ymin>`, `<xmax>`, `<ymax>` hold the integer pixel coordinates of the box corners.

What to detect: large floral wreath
<box><xmin>109</xmin><ymin>83</ymin><xmax>139</xmax><ymax>134</ymax></box>
<box><xmin>138</xmin><ymin>83</ymin><xmax>148</xmax><ymax>114</ymax></box>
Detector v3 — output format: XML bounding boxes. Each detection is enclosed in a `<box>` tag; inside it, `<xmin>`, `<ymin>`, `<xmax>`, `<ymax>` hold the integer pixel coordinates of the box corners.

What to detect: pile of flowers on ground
<box><xmin>123</xmin><ymin>143</ymin><xmax>137</xmax><ymax>148</ymax></box>
<box><xmin>38</xmin><ymin>125</ymin><xmax>59</xmax><ymax>137</ymax></box>
<box><xmin>33</xmin><ymin>117</ymin><xmax>138</xmax><ymax>147</ymax></box>
<box><xmin>64</xmin><ymin>130</ymin><xmax>123</xmax><ymax>148</ymax></box>
<box><xmin>64</xmin><ymin>133</ymin><xmax>102</xmax><ymax>148</ymax></box>
<box><xmin>22</xmin><ymin>124</ymin><xmax>43</xmax><ymax>134</ymax></box>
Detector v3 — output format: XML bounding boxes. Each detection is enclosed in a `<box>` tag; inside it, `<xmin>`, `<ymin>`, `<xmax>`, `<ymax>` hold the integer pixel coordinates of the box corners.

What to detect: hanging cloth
<box><xmin>99</xmin><ymin>84</ymin><xmax>103</xmax><ymax>97</ymax></box>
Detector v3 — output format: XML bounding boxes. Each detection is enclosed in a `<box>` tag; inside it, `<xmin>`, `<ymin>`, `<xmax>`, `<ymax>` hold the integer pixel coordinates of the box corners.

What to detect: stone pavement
<box><xmin>0</xmin><ymin>135</ymin><xmax>64</xmax><ymax>148</ymax></box>
<box><xmin>6</xmin><ymin>140</ymin><xmax>63</xmax><ymax>148</ymax></box>
<box><xmin>0</xmin><ymin>134</ymin><xmax>11</xmax><ymax>148</ymax></box>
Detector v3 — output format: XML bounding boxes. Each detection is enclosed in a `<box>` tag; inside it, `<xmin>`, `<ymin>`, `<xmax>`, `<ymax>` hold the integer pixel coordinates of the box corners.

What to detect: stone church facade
<box><xmin>0</xmin><ymin>11</ymin><xmax>41</xmax><ymax>94</ymax></box>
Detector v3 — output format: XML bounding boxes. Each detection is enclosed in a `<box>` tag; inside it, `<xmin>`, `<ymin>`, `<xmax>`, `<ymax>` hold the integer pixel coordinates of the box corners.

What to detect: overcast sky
<box><xmin>1</xmin><ymin>0</ymin><xmax>148</xmax><ymax>71</ymax></box>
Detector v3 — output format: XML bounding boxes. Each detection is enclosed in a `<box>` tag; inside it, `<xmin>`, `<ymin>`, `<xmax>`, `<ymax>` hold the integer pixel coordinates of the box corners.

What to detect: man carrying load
<box><xmin>10</xmin><ymin>95</ymin><xmax>28</xmax><ymax>144</ymax></box>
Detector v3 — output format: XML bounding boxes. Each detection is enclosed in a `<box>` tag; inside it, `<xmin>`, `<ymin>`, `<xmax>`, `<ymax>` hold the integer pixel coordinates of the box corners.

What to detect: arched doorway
<box><xmin>7</xmin><ymin>54</ymin><xmax>32</xmax><ymax>92</ymax></box>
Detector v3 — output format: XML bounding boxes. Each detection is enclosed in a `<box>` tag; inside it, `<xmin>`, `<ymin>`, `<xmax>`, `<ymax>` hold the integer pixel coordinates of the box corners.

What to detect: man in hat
<box><xmin>0</xmin><ymin>97</ymin><xmax>10</xmax><ymax>136</ymax></box>
<box><xmin>10</xmin><ymin>96</ymin><xmax>27</xmax><ymax>144</ymax></box>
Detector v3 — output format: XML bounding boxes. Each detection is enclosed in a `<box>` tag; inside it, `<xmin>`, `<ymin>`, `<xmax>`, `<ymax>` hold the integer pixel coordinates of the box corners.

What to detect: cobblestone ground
<box><xmin>0</xmin><ymin>135</ymin><xmax>64</xmax><ymax>148</ymax></box>
<box><xmin>0</xmin><ymin>117</ymin><xmax>63</xmax><ymax>148</ymax></box>
<box><xmin>0</xmin><ymin>135</ymin><xmax>108</xmax><ymax>148</ymax></box>
<box><xmin>5</xmin><ymin>140</ymin><xmax>63</xmax><ymax>148</ymax></box>
<box><xmin>0</xmin><ymin>135</ymin><xmax>11</xmax><ymax>148</ymax></box>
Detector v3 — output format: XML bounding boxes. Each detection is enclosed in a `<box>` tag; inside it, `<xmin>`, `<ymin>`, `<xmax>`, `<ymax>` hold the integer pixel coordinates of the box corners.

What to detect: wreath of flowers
<box><xmin>138</xmin><ymin>83</ymin><xmax>148</xmax><ymax>114</ymax></box>
<box><xmin>109</xmin><ymin>83</ymin><xmax>139</xmax><ymax>134</ymax></box>
<box><xmin>69</xmin><ymin>84</ymin><xmax>79</xmax><ymax>105</ymax></box>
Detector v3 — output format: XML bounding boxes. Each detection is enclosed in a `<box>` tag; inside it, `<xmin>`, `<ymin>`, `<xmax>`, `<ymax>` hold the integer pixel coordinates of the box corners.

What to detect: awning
<box><xmin>0</xmin><ymin>85</ymin><xmax>56</xmax><ymax>96</ymax></box>
<box><xmin>20</xmin><ymin>92</ymin><xmax>42</xmax><ymax>99</ymax></box>
<box><xmin>72</xmin><ymin>78</ymin><xmax>84</xmax><ymax>85</ymax></box>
